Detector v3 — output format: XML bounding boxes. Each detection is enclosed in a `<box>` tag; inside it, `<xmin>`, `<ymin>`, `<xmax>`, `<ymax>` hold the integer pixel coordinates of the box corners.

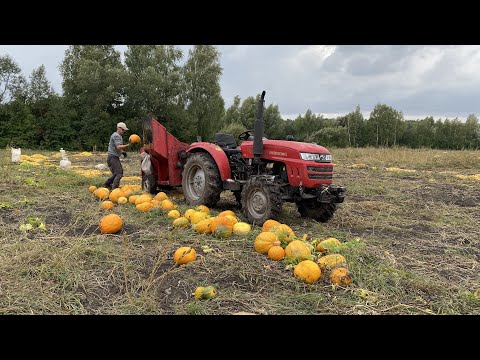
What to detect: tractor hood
<box><xmin>241</xmin><ymin>139</ymin><xmax>330</xmax><ymax>154</ymax></box>
<box><xmin>263</xmin><ymin>140</ymin><xmax>331</xmax><ymax>154</ymax></box>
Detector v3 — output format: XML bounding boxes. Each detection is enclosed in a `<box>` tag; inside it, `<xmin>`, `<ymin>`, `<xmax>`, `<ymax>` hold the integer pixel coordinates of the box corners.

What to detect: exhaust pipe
<box><xmin>253</xmin><ymin>91</ymin><xmax>266</xmax><ymax>162</ymax></box>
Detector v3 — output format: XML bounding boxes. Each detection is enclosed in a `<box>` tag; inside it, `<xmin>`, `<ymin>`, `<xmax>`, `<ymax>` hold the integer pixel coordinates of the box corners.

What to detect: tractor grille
<box><xmin>307</xmin><ymin>166</ymin><xmax>333</xmax><ymax>172</ymax></box>
<box><xmin>308</xmin><ymin>174</ymin><xmax>333</xmax><ymax>180</ymax></box>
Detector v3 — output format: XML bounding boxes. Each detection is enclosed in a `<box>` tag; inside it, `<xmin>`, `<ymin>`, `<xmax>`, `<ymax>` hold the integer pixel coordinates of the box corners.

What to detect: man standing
<box><xmin>104</xmin><ymin>122</ymin><xmax>130</xmax><ymax>190</ymax></box>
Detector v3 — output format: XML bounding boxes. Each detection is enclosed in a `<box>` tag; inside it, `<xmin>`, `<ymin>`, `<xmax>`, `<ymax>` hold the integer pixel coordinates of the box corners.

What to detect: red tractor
<box><xmin>140</xmin><ymin>91</ymin><xmax>346</xmax><ymax>225</ymax></box>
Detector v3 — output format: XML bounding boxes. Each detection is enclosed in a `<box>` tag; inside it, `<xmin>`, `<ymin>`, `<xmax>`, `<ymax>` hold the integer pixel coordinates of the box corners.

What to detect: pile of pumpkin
<box><xmin>169</xmin><ymin>207</ymin><xmax>252</xmax><ymax>238</ymax></box>
<box><xmin>254</xmin><ymin>220</ymin><xmax>352</xmax><ymax>286</ymax></box>
<box><xmin>89</xmin><ymin>185</ymin><xmax>177</xmax><ymax>212</ymax></box>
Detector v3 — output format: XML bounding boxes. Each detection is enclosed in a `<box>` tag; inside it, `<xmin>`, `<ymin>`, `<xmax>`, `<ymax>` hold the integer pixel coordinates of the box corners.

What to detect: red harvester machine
<box><xmin>140</xmin><ymin>91</ymin><xmax>346</xmax><ymax>226</ymax></box>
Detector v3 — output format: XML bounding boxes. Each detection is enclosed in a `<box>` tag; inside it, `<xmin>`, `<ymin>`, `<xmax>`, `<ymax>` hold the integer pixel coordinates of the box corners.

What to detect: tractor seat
<box><xmin>215</xmin><ymin>133</ymin><xmax>237</xmax><ymax>149</ymax></box>
<box><xmin>215</xmin><ymin>133</ymin><xmax>242</xmax><ymax>156</ymax></box>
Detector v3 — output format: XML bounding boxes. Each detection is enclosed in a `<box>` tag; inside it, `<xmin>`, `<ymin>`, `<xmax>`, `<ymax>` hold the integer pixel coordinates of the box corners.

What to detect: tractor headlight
<box><xmin>300</xmin><ymin>153</ymin><xmax>332</xmax><ymax>161</ymax></box>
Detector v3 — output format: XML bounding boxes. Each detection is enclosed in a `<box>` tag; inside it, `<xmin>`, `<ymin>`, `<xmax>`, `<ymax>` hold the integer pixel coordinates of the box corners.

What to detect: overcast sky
<box><xmin>1</xmin><ymin>45</ymin><xmax>479</xmax><ymax>121</ymax></box>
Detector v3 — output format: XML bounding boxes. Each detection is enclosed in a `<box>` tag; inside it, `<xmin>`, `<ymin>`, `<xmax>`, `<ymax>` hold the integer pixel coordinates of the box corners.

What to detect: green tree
<box><xmin>366</xmin><ymin>104</ymin><xmax>404</xmax><ymax>147</ymax></box>
<box><xmin>0</xmin><ymin>55</ymin><xmax>26</xmax><ymax>104</ymax></box>
<box><xmin>123</xmin><ymin>45</ymin><xmax>187</xmax><ymax>136</ymax></box>
<box><xmin>465</xmin><ymin>114</ymin><xmax>480</xmax><ymax>149</ymax></box>
<box><xmin>238</xmin><ymin>96</ymin><xmax>257</xmax><ymax>129</ymax></box>
<box><xmin>60</xmin><ymin>45</ymin><xmax>127</xmax><ymax>150</ymax></box>
<box><xmin>223</xmin><ymin>95</ymin><xmax>241</xmax><ymax>126</ymax></box>
<box><xmin>183</xmin><ymin>45</ymin><xmax>225</xmax><ymax>142</ymax></box>
<box><xmin>305</xmin><ymin>127</ymin><xmax>349</xmax><ymax>148</ymax></box>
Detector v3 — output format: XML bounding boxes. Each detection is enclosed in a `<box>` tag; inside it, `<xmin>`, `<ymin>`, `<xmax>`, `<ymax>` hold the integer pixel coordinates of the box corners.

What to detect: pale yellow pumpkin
<box><xmin>194</xmin><ymin>286</ymin><xmax>217</xmax><ymax>300</ymax></box>
<box><xmin>88</xmin><ymin>185</ymin><xmax>97</xmax><ymax>193</ymax></box>
<box><xmin>233</xmin><ymin>222</ymin><xmax>251</xmax><ymax>236</ymax></box>
<box><xmin>184</xmin><ymin>209</ymin><xmax>196</xmax><ymax>221</ymax></box>
<box><xmin>316</xmin><ymin>237</ymin><xmax>341</xmax><ymax>253</ymax></box>
<box><xmin>317</xmin><ymin>254</ymin><xmax>347</xmax><ymax>270</ymax></box>
<box><xmin>172</xmin><ymin>217</ymin><xmax>190</xmax><ymax>229</ymax></box>
<box><xmin>167</xmin><ymin>210</ymin><xmax>181</xmax><ymax>219</ymax></box>
<box><xmin>117</xmin><ymin>196</ymin><xmax>128</xmax><ymax>204</ymax></box>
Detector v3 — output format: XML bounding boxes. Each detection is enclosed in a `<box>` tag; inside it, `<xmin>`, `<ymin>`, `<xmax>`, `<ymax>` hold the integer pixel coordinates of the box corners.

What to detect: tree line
<box><xmin>1</xmin><ymin>45</ymin><xmax>479</xmax><ymax>151</ymax></box>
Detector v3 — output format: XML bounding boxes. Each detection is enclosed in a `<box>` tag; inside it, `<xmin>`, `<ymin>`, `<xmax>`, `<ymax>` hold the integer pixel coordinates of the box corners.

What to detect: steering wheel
<box><xmin>238</xmin><ymin>130</ymin><xmax>254</xmax><ymax>141</ymax></box>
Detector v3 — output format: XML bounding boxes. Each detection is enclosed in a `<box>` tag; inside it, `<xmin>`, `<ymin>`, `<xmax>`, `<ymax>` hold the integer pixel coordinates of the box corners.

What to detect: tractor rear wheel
<box><xmin>297</xmin><ymin>202</ymin><xmax>337</xmax><ymax>222</ymax></box>
<box><xmin>142</xmin><ymin>173</ymin><xmax>157</xmax><ymax>194</ymax></box>
<box><xmin>241</xmin><ymin>177</ymin><xmax>282</xmax><ymax>226</ymax></box>
<box><xmin>182</xmin><ymin>152</ymin><xmax>222</xmax><ymax>207</ymax></box>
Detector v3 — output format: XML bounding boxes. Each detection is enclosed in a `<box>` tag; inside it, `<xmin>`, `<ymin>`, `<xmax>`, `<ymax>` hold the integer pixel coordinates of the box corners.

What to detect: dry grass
<box><xmin>0</xmin><ymin>147</ymin><xmax>479</xmax><ymax>314</ymax></box>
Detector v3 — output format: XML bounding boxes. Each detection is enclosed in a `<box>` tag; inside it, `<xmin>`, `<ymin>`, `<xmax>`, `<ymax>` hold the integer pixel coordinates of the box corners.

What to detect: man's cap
<box><xmin>117</xmin><ymin>122</ymin><xmax>129</xmax><ymax>131</ymax></box>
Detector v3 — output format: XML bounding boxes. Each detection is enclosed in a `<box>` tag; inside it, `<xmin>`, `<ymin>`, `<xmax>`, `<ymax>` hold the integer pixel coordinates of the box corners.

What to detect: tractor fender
<box><xmin>186</xmin><ymin>143</ymin><xmax>231</xmax><ymax>181</ymax></box>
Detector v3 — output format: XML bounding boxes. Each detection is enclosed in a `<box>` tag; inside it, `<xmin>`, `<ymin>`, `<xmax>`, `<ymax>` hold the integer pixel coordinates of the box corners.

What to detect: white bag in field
<box><xmin>60</xmin><ymin>158</ymin><xmax>72</xmax><ymax>170</ymax></box>
<box><xmin>11</xmin><ymin>148</ymin><xmax>21</xmax><ymax>163</ymax></box>
<box><xmin>141</xmin><ymin>153</ymin><xmax>152</xmax><ymax>175</ymax></box>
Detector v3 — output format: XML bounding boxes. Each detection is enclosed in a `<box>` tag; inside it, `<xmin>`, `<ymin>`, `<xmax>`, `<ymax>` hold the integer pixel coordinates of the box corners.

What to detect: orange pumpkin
<box><xmin>154</xmin><ymin>192</ymin><xmax>168</xmax><ymax>202</ymax></box>
<box><xmin>330</xmin><ymin>267</ymin><xmax>352</xmax><ymax>285</ymax></box>
<box><xmin>194</xmin><ymin>218</ymin><xmax>214</xmax><ymax>234</ymax></box>
<box><xmin>94</xmin><ymin>187</ymin><xmax>110</xmax><ymax>200</ymax></box>
<box><xmin>135</xmin><ymin>194</ymin><xmax>152</xmax><ymax>205</ymax></box>
<box><xmin>109</xmin><ymin>188</ymin><xmax>126</xmax><ymax>203</ymax></box>
<box><xmin>174</xmin><ymin>247</ymin><xmax>197</xmax><ymax>265</ymax></box>
<box><xmin>285</xmin><ymin>240</ymin><xmax>311</xmax><ymax>261</ymax></box>
<box><xmin>129</xmin><ymin>134</ymin><xmax>141</xmax><ymax>144</ymax></box>
<box><xmin>88</xmin><ymin>185</ymin><xmax>97</xmax><ymax>193</ymax></box>
<box><xmin>262</xmin><ymin>219</ymin><xmax>281</xmax><ymax>232</ymax></box>
<box><xmin>161</xmin><ymin>199</ymin><xmax>175</xmax><ymax>211</ymax></box>
<box><xmin>196</xmin><ymin>205</ymin><xmax>210</xmax><ymax>214</ymax></box>
<box><xmin>210</xmin><ymin>216</ymin><xmax>234</xmax><ymax>232</ymax></box>
<box><xmin>101</xmin><ymin>200</ymin><xmax>114</xmax><ymax>210</ymax></box>
<box><xmin>136</xmin><ymin>202</ymin><xmax>153</xmax><ymax>212</ymax></box>
<box><xmin>294</xmin><ymin>260</ymin><xmax>321</xmax><ymax>284</ymax></box>
<box><xmin>167</xmin><ymin>210</ymin><xmax>181</xmax><ymax>219</ymax></box>
<box><xmin>268</xmin><ymin>245</ymin><xmax>285</xmax><ymax>261</ymax></box>
<box><xmin>254</xmin><ymin>232</ymin><xmax>278</xmax><ymax>254</ymax></box>
<box><xmin>218</xmin><ymin>210</ymin><xmax>235</xmax><ymax>218</ymax></box>
<box><xmin>128</xmin><ymin>195</ymin><xmax>140</xmax><ymax>204</ymax></box>
<box><xmin>99</xmin><ymin>214</ymin><xmax>123</xmax><ymax>234</ymax></box>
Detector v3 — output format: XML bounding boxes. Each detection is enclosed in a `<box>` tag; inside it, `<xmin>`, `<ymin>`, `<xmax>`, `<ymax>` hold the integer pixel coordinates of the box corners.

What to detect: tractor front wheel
<box><xmin>182</xmin><ymin>152</ymin><xmax>222</xmax><ymax>207</ymax></box>
<box><xmin>241</xmin><ymin>177</ymin><xmax>282</xmax><ymax>226</ymax></box>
